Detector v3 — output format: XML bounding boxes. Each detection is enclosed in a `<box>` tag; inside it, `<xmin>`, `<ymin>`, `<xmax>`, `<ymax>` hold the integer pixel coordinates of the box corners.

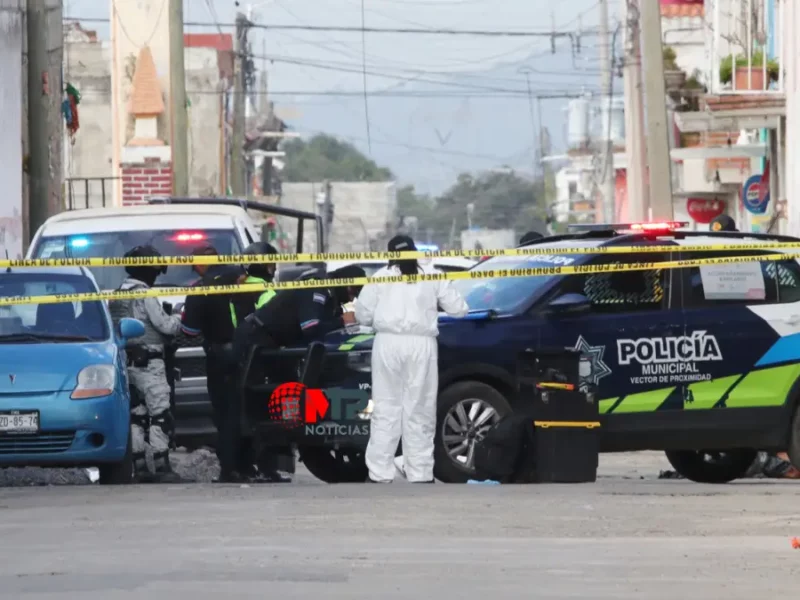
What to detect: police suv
<box><xmin>265</xmin><ymin>222</ymin><xmax>800</xmax><ymax>484</ymax></box>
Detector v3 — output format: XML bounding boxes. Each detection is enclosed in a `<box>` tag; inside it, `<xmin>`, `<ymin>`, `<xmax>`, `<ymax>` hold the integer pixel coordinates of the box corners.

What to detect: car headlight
<box><xmin>346</xmin><ymin>351</ymin><xmax>371</xmax><ymax>373</ymax></box>
<box><xmin>71</xmin><ymin>365</ymin><xmax>116</xmax><ymax>399</ymax></box>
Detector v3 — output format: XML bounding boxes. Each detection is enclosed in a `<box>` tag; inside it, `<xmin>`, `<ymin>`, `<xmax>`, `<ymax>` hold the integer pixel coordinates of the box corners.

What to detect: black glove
<box><xmin>162</xmin><ymin>301</ymin><xmax>173</xmax><ymax>315</ymax></box>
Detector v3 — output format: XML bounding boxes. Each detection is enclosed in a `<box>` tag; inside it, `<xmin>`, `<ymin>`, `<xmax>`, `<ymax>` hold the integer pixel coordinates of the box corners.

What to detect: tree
<box><xmin>281</xmin><ymin>134</ymin><xmax>394</xmax><ymax>182</ymax></box>
<box><xmin>433</xmin><ymin>170</ymin><xmax>548</xmax><ymax>244</ymax></box>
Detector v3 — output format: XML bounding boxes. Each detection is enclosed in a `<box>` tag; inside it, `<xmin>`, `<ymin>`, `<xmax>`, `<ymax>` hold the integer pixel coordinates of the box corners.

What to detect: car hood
<box><xmin>318</xmin><ymin>312</ymin><xmax>497</xmax><ymax>352</ymax></box>
<box><xmin>0</xmin><ymin>341</ymin><xmax>117</xmax><ymax>394</ymax></box>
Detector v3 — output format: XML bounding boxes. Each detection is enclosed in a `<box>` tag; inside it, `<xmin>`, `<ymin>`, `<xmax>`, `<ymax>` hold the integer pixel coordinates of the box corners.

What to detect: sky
<box><xmin>64</xmin><ymin>0</ymin><xmax>621</xmax><ymax>195</ymax></box>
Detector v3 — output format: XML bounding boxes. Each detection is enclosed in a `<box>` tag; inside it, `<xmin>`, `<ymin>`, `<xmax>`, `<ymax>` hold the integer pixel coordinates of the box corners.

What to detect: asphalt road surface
<box><xmin>0</xmin><ymin>452</ymin><xmax>797</xmax><ymax>599</ymax></box>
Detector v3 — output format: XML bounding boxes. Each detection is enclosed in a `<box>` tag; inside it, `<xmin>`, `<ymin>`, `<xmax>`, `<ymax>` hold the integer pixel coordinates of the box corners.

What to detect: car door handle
<box><xmin>785</xmin><ymin>315</ymin><xmax>800</xmax><ymax>326</ymax></box>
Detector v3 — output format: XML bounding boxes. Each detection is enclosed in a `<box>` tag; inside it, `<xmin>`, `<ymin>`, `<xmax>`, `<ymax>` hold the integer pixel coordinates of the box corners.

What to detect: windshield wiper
<box><xmin>0</xmin><ymin>333</ymin><xmax>94</xmax><ymax>343</ymax></box>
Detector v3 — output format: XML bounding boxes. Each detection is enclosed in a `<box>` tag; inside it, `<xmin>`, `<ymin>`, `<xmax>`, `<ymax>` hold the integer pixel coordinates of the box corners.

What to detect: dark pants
<box><xmin>232</xmin><ymin>323</ymin><xmax>289</xmax><ymax>475</ymax></box>
<box><xmin>206</xmin><ymin>344</ymin><xmax>249</xmax><ymax>477</ymax></box>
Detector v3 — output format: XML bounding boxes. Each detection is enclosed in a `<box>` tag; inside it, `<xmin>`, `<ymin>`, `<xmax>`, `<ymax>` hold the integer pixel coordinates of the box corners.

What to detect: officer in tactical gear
<box><xmin>229</xmin><ymin>241</ymin><xmax>279</xmax><ymax>328</ymax></box>
<box><xmin>109</xmin><ymin>245</ymin><xmax>184</xmax><ymax>482</ymax></box>
<box><xmin>228</xmin><ymin>241</ymin><xmax>289</xmax><ymax>482</ymax></box>
<box><xmin>180</xmin><ymin>244</ymin><xmax>246</xmax><ymax>482</ymax></box>
<box><xmin>710</xmin><ymin>214</ymin><xmax>738</xmax><ymax>232</ymax></box>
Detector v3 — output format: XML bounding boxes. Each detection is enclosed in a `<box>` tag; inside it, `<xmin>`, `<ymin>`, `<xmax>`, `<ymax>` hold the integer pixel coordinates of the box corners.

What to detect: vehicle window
<box><xmin>764</xmin><ymin>260</ymin><xmax>800</xmax><ymax>303</ymax></box>
<box><xmin>33</xmin><ymin>229</ymin><xmax>243</xmax><ymax>290</ymax></box>
<box><xmin>684</xmin><ymin>252</ymin><xmax>780</xmax><ymax>307</ymax></box>
<box><xmin>453</xmin><ymin>254</ymin><xmax>585</xmax><ymax>313</ymax></box>
<box><xmin>0</xmin><ymin>273</ymin><xmax>108</xmax><ymax>341</ymax></box>
<box><xmin>553</xmin><ymin>254</ymin><xmax>669</xmax><ymax>314</ymax></box>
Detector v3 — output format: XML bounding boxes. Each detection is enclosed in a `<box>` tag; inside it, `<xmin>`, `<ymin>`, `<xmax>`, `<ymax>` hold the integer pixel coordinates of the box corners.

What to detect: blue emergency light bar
<box><xmin>417</xmin><ymin>243</ymin><xmax>440</xmax><ymax>252</ymax></box>
<box><xmin>69</xmin><ymin>237</ymin><xmax>89</xmax><ymax>248</ymax></box>
<box><xmin>438</xmin><ymin>309</ymin><xmax>495</xmax><ymax>323</ymax></box>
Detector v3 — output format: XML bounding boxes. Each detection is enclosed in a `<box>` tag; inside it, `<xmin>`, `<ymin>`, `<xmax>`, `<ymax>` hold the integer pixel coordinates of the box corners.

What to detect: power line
<box><xmin>64</xmin><ymin>16</ymin><xmax>600</xmax><ymax>38</ymax></box>
<box><xmin>186</xmin><ymin>89</ymin><xmax>598</xmax><ymax>98</ymax></box>
<box><xmin>249</xmin><ymin>53</ymin><xmax>595</xmax><ymax>93</ymax></box>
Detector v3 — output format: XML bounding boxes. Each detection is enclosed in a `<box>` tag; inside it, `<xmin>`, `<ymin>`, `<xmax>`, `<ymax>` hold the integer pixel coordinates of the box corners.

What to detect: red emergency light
<box><xmin>172</xmin><ymin>232</ymin><xmax>206</xmax><ymax>242</ymax></box>
<box><xmin>627</xmin><ymin>221</ymin><xmax>688</xmax><ymax>233</ymax></box>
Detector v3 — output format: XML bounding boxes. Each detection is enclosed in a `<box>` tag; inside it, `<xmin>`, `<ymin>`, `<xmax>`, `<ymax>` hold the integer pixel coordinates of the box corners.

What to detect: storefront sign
<box><xmin>742</xmin><ymin>174</ymin><xmax>770</xmax><ymax>215</ymax></box>
<box><xmin>686</xmin><ymin>197</ymin><xmax>726</xmax><ymax>224</ymax></box>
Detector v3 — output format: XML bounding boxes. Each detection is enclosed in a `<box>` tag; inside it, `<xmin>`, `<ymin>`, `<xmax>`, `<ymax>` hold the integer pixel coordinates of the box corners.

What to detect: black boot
<box><xmin>214</xmin><ymin>470</ymin><xmax>250</xmax><ymax>483</ymax></box>
<box><xmin>132</xmin><ymin>452</ymin><xmax>154</xmax><ymax>483</ymax></box>
<box><xmin>152</xmin><ymin>451</ymin><xmax>187</xmax><ymax>483</ymax></box>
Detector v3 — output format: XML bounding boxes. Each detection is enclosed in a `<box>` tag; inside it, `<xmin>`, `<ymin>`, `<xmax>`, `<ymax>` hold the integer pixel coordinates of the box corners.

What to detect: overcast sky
<box><xmin>65</xmin><ymin>0</ymin><xmax>620</xmax><ymax>194</ymax></box>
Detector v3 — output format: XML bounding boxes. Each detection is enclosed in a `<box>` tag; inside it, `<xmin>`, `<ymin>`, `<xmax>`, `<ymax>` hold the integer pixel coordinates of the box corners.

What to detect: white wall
<box><xmin>0</xmin><ymin>7</ymin><xmax>24</xmax><ymax>258</ymax></box>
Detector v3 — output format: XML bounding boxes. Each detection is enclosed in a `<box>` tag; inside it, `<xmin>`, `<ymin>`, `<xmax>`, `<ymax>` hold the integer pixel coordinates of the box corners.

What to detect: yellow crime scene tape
<box><xmin>2</xmin><ymin>251</ymin><xmax>799</xmax><ymax>307</ymax></box>
<box><xmin>3</xmin><ymin>241</ymin><xmax>800</xmax><ymax>269</ymax></box>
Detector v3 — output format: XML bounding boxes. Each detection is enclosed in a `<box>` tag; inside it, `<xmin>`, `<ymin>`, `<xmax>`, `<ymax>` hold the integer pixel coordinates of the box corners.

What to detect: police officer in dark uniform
<box><xmin>232</xmin><ymin>264</ymin><xmax>364</xmax><ymax>359</ymax></box>
<box><xmin>179</xmin><ymin>244</ymin><xmax>247</xmax><ymax>482</ymax></box>
<box><xmin>229</xmin><ymin>265</ymin><xmax>366</xmax><ymax>479</ymax></box>
<box><xmin>229</xmin><ymin>241</ymin><xmax>279</xmax><ymax>328</ymax></box>
<box><xmin>228</xmin><ymin>241</ymin><xmax>287</xmax><ymax>482</ymax></box>
<box><xmin>710</xmin><ymin>214</ymin><xmax>738</xmax><ymax>232</ymax></box>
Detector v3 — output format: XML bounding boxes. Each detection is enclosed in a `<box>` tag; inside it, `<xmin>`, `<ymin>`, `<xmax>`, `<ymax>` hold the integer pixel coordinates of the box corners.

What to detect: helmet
<box><xmin>710</xmin><ymin>215</ymin><xmax>737</xmax><ymax>232</ymax></box>
<box><xmin>123</xmin><ymin>245</ymin><xmax>166</xmax><ymax>285</ymax></box>
<box><xmin>242</xmin><ymin>241</ymin><xmax>278</xmax><ymax>280</ymax></box>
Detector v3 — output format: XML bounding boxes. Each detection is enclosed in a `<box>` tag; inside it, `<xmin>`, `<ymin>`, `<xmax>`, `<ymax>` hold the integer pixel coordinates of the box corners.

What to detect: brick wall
<box><xmin>121</xmin><ymin>161</ymin><xmax>172</xmax><ymax>205</ymax></box>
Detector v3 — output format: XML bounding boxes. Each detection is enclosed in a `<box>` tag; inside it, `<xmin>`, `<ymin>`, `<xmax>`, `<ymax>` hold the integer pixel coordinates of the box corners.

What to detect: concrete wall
<box><xmin>0</xmin><ymin>3</ymin><xmax>24</xmax><ymax>258</ymax></box>
<box><xmin>64</xmin><ymin>41</ymin><xmax>115</xmax><ymax>209</ymax></box>
<box><xmin>273</xmin><ymin>182</ymin><xmax>397</xmax><ymax>253</ymax></box>
<box><xmin>185</xmin><ymin>48</ymin><xmax>223</xmax><ymax>197</ymax></box>
<box><xmin>64</xmin><ymin>41</ymin><xmax>224</xmax><ymax>207</ymax></box>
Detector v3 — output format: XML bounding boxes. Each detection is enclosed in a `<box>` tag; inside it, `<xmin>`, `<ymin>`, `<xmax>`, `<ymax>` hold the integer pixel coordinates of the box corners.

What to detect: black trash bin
<box><xmin>517</xmin><ymin>349</ymin><xmax>600</xmax><ymax>483</ymax></box>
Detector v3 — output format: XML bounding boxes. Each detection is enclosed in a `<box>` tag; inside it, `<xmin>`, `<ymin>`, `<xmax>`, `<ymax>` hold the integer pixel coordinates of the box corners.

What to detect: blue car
<box><xmin>0</xmin><ymin>266</ymin><xmax>144</xmax><ymax>484</ymax></box>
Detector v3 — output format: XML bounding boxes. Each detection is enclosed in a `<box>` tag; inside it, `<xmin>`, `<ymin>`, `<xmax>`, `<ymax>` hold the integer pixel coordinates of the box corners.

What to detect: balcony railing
<box><xmin>709</xmin><ymin>0</ymin><xmax>782</xmax><ymax>94</ymax></box>
<box><xmin>64</xmin><ymin>177</ymin><xmax>118</xmax><ymax>210</ymax></box>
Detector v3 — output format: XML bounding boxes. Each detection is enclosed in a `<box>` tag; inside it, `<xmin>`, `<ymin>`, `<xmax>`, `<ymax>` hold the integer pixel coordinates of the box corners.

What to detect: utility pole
<box><xmin>168</xmin><ymin>0</ymin><xmax>189</xmax><ymax>197</ymax></box>
<box><xmin>598</xmin><ymin>0</ymin><xmax>616</xmax><ymax>223</ymax></box>
<box><xmin>231</xmin><ymin>12</ymin><xmax>251</xmax><ymax>196</ymax></box>
<box><xmin>622</xmin><ymin>0</ymin><xmax>649</xmax><ymax>222</ymax></box>
<box><xmin>26</xmin><ymin>0</ymin><xmax>62</xmax><ymax>240</ymax></box>
<box><xmin>640</xmin><ymin>0</ymin><xmax>674</xmax><ymax>220</ymax></box>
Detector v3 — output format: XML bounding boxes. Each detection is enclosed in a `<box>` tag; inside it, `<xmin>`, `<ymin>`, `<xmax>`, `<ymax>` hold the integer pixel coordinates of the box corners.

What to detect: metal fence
<box><xmin>64</xmin><ymin>177</ymin><xmax>119</xmax><ymax>210</ymax></box>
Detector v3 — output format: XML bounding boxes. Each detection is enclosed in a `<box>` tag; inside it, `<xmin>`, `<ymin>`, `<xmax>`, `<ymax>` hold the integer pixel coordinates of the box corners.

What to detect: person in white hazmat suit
<box><xmin>354</xmin><ymin>235</ymin><xmax>469</xmax><ymax>483</ymax></box>
<box><xmin>108</xmin><ymin>245</ymin><xmax>184</xmax><ymax>483</ymax></box>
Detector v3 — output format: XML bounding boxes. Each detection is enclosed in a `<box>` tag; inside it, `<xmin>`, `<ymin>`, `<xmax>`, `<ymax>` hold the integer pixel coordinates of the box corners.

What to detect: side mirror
<box><xmin>118</xmin><ymin>318</ymin><xmax>146</xmax><ymax>340</ymax></box>
<box><xmin>547</xmin><ymin>293</ymin><xmax>591</xmax><ymax>316</ymax></box>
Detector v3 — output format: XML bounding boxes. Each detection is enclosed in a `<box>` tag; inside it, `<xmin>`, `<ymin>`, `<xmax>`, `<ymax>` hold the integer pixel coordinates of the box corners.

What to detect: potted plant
<box><xmin>663</xmin><ymin>46</ymin><xmax>686</xmax><ymax>90</ymax></box>
<box><xmin>719</xmin><ymin>50</ymin><xmax>779</xmax><ymax>90</ymax></box>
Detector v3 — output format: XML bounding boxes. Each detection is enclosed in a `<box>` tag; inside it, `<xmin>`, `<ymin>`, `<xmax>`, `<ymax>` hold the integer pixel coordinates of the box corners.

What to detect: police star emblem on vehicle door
<box><xmin>573</xmin><ymin>336</ymin><xmax>612</xmax><ymax>391</ymax></box>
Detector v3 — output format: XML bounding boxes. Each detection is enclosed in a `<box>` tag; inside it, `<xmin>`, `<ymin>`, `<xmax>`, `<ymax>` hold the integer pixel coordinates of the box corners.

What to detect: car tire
<box><xmin>433</xmin><ymin>381</ymin><xmax>513</xmax><ymax>484</ymax></box>
<box><xmin>664</xmin><ymin>449</ymin><xmax>757</xmax><ymax>483</ymax></box>
<box><xmin>787</xmin><ymin>405</ymin><xmax>800</xmax><ymax>470</ymax></box>
<box><xmin>298</xmin><ymin>446</ymin><xmax>368</xmax><ymax>483</ymax></box>
<box><xmin>99</xmin><ymin>430</ymin><xmax>134</xmax><ymax>485</ymax></box>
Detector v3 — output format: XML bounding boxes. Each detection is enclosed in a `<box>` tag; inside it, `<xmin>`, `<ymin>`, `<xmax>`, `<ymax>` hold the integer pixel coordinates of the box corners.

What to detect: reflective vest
<box><xmin>229</xmin><ymin>275</ymin><xmax>276</xmax><ymax>327</ymax></box>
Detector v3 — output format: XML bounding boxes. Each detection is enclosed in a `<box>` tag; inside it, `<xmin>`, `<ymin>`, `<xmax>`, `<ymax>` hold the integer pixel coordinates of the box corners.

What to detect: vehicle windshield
<box><xmin>0</xmin><ymin>273</ymin><xmax>109</xmax><ymax>342</ymax></box>
<box><xmin>32</xmin><ymin>229</ymin><xmax>243</xmax><ymax>290</ymax></box>
<box><xmin>452</xmin><ymin>253</ymin><xmax>587</xmax><ymax>313</ymax></box>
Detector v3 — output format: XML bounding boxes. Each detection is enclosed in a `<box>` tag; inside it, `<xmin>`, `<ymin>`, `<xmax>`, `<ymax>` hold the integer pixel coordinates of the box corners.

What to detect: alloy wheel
<box><xmin>441</xmin><ymin>398</ymin><xmax>500</xmax><ymax>471</ymax></box>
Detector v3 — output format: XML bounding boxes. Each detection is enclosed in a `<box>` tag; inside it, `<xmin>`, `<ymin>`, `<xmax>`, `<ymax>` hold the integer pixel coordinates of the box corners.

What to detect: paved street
<box><xmin>0</xmin><ymin>452</ymin><xmax>797</xmax><ymax>599</ymax></box>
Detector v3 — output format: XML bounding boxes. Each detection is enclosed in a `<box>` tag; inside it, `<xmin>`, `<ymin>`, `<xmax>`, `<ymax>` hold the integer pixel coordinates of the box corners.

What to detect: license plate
<box><xmin>0</xmin><ymin>411</ymin><xmax>39</xmax><ymax>434</ymax></box>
